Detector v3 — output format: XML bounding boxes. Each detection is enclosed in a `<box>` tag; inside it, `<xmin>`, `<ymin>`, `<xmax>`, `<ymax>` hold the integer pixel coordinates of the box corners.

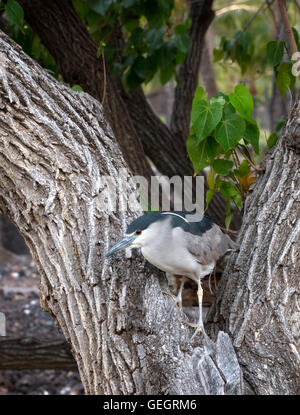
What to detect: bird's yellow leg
<box><xmin>183</xmin><ymin>280</ymin><xmax>206</xmax><ymax>339</ymax></box>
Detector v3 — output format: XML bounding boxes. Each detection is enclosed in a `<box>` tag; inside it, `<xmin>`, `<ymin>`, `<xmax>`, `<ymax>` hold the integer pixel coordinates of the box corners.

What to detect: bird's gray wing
<box><xmin>183</xmin><ymin>223</ymin><xmax>237</xmax><ymax>265</ymax></box>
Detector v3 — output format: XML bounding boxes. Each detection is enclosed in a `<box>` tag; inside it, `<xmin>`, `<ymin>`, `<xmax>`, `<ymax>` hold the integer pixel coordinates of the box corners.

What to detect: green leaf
<box><xmin>234</xmin><ymin>160</ymin><xmax>250</xmax><ymax>178</ymax></box>
<box><xmin>210</xmin><ymin>96</ymin><xmax>226</xmax><ymax>106</ymax></box>
<box><xmin>123</xmin><ymin>18</ymin><xmax>140</xmax><ymax>32</ymax></box>
<box><xmin>219</xmin><ymin>182</ymin><xmax>242</xmax><ymax>207</ymax></box>
<box><xmin>213</xmin><ymin>159</ymin><xmax>233</xmax><ymax>176</ymax></box>
<box><xmin>173</xmin><ymin>32</ymin><xmax>191</xmax><ymax>54</ymax></box>
<box><xmin>218</xmin><ymin>92</ymin><xmax>229</xmax><ymax>103</ymax></box>
<box><xmin>133</xmin><ymin>56</ymin><xmax>155</xmax><ymax>80</ymax></box>
<box><xmin>5</xmin><ymin>0</ymin><xmax>24</xmax><ymax>29</ymax></box>
<box><xmin>206</xmin><ymin>189</ymin><xmax>214</xmax><ymax>207</ymax></box>
<box><xmin>292</xmin><ymin>27</ymin><xmax>299</xmax><ymax>46</ymax></box>
<box><xmin>215</xmin><ymin>113</ymin><xmax>245</xmax><ymax>151</ymax></box>
<box><xmin>187</xmin><ymin>135</ymin><xmax>210</xmax><ymax>175</ymax></box>
<box><xmin>123</xmin><ymin>0</ymin><xmax>138</xmax><ymax>7</ymax></box>
<box><xmin>276</xmin><ymin>62</ymin><xmax>295</xmax><ymax>98</ymax></box>
<box><xmin>160</xmin><ymin>66</ymin><xmax>173</xmax><ymax>84</ymax></box>
<box><xmin>219</xmin><ymin>181</ymin><xmax>238</xmax><ymax>198</ymax></box>
<box><xmin>267</xmin><ymin>132</ymin><xmax>278</xmax><ymax>149</ymax></box>
<box><xmin>275</xmin><ymin>119</ymin><xmax>285</xmax><ymax>135</ymax></box>
<box><xmin>156</xmin><ymin>43</ymin><xmax>176</xmax><ymax>68</ymax></box>
<box><xmin>192</xmin><ymin>100</ymin><xmax>223</xmax><ymax>143</ymax></box>
<box><xmin>229</xmin><ymin>84</ymin><xmax>253</xmax><ymax>122</ymax></box>
<box><xmin>192</xmin><ymin>86</ymin><xmax>206</xmax><ymax>104</ymax></box>
<box><xmin>213</xmin><ymin>48</ymin><xmax>224</xmax><ymax>62</ymax></box>
<box><xmin>71</xmin><ymin>84</ymin><xmax>83</xmax><ymax>92</ymax></box>
<box><xmin>244</xmin><ymin>121</ymin><xmax>259</xmax><ymax>154</ymax></box>
<box><xmin>266</xmin><ymin>40</ymin><xmax>284</xmax><ymax>67</ymax></box>
<box><xmin>72</xmin><ymin>0</ymin><xmax>91</xmax><ymax>20</ymax></box>
<box><xmin>225</xmin><ymin>210</ymin><xmax>233</xmax><ymax>230</ymax></box>
<box><xmin>206</xmin><ymin>168</ymin><xmax>215</xmax><ymax>189</ymax></box>
<box><xmin>97</xmin><ymin>44</ymin><xmax>103</xmax><ymax>58</ymax></box>
<box><xmin>145</xmin><ymin>27</ymin><xmax>165</xmax><ymax>51</ymax></box>
<box><xmin>234</xmin><ymin>32</ymin><xmax>253</xmax><ymax>75</ymax></box>
<box><xmin>223</xmin><ymin>102</ymin><xmax>235</xmax><ymax>116</ymax></box>
<box><xmin>90</xmin><ymin>0</ymin><xmax>112</xmax><ymax>15</ymax></box>
<box><xmin>206</xmin><ymin>136</ymin><xmax>218</xmax><ymax>160</ymax></box>
<box><xmin>130</xmin><ymin>27</ymin><xmax>145</xmax><ymax>51</ymax></box>
<box><xmin>175</xmin><ymin>23</ymin><xmax>188</xmax><ymax>35</ymax></box>
<box><xmin>125</xmin><ymin>68</ymin><xmax>143</xmax><ymax>90</ymax></box>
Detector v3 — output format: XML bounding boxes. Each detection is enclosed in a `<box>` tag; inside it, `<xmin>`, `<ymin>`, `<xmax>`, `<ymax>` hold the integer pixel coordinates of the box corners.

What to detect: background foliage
<box><xmin>1</xmin><ymin>0</ymin><xmax>299</xmax><ymax>227</ymax></box>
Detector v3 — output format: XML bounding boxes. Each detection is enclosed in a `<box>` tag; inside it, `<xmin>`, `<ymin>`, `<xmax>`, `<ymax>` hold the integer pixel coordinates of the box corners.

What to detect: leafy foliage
<box><xmin>266</xmin><ymin>37</ymin><xmax>297</xmax><ymax>98</ymax></box>
<box><xmin>2</xmin><ymin>0</ymin><xmax>299</xmax><ymax>229</ymax></box>
<box><xmin>214</xmin><ymin>30</ymin><xmax>255</xmax><ymax>75</ymax></box>
<box><xmin>188</xmin><ymin>84</ymin><xmax>259</xmax><ymax>227</ymax></box>
<box><xmin>1</xmin><ymin>0</ymin><xmax>191</xmax><ymax>90</ymax></box>
<box><xmin>0</xmin><ymin>0</ymin><xmax>59</xmax><ymax>77</ymax></box>
<box><xmin>214</xmin><ymin>25</ymin><xmax>298</xmax><ymax>99</ymax></box>
<box><xmin>72</xmin><ymin>0</ymin><xmax>191</xmax><ymax>89</ymax></box>
<box><xmin>5</xmin><ymin>0</ymin><xmax>24</xmax><ymax>30</ymax></box>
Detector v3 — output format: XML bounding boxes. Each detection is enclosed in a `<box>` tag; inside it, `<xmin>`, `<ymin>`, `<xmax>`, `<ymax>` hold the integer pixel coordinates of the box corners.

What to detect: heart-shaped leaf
<box><xmin>229</xmin><ymin>84</ymin><xmax>253</xmax><ymax>122</ymax></box>
<box><xmin>191</xmin><ymin>100</ymin><xmax>223</xmax><ymax>143</ymax></box>
<box><xmin>215</xmin><ymin>113</ymin><xmax>245</xmax><ymax>151</ymax></box>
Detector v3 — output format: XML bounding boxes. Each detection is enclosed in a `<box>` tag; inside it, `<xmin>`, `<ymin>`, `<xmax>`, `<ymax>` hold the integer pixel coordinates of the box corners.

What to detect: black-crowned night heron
<box><xmin>106</xmin><ymin>211</ymin><xmax>237</xmax><ymax>340</ymax></box>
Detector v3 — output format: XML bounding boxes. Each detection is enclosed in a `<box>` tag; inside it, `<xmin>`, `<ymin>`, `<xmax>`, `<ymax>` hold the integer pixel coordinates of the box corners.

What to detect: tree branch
<box><xmin>18</xmin><ymin>0</ymin><xmax>152</xmax><ymax>181</ymax></box>
<box><xmin>170</xmin><ymin>0</ymin><xmax>215</xmax><ymax>140</ymax></box>
<box><xmin>278</xmin><ymin>0</ymin><xmax>300</xmax><ymax>80</ymax></box>
<box><xmin>0</xmin><ymin>28</ymin><xmax>243</xmax><ymax>394</ymax></box>
<box><xmin>18</xmin><ymin>0</ymin><xmax>241</xmax><ymax>230</ymax></box>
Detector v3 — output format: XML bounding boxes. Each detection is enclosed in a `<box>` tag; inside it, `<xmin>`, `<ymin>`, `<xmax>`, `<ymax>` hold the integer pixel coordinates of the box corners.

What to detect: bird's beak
<box><xmin>105</xmin><ymin>235</ymin><xmax>136</xmax><ymax>257</ymax></box>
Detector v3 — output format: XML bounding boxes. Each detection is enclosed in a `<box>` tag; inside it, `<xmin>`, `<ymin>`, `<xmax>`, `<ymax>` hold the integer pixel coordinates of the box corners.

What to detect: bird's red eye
<box><xmin>135</xmin><ymin>230</ymin><xmax>142</xmax><ymax>235</ymax></box>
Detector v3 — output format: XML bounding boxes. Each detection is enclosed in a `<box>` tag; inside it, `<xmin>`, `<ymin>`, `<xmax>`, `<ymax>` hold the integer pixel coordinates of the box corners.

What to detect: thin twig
<box><xmin>101</xmin><ymin>51</ymin><xmax>107</xmax><ymax>106</ymax></box>
<box><xmin>295</xmin><ymin>0</ymin><xmax>300</xmax><ymax>13</ymax></box>
<box><xmin>278</xmin><ymin>0</ymin><xmax>300</xmax><ymax>80</ymax></box>
<box><xmin>218</xmin><ymin>0</ymin><xmax>275</xmax><ymax>52</ymax></box>
<box><xmin>229</xmin><ymin>0</ymin><xmax>275</xmax><ymax>44</ymax></box>
<box><xmin>237</xmin><ymin>145</ymin><xmax>263</xmax><ymax>172</ymax></box>
<box><xmin>232</xmin><ymin>149</ymin><xmax>241</xmax><ymax>169</ymax></box>
<box><xmin>241</xmin><ymin>0</ymin><xmax>275</xmax><ymax>35</ymax></box>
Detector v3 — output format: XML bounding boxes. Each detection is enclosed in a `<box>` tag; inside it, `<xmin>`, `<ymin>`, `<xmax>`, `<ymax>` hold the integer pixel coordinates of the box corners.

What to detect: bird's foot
<box><xmin>184</xmin><ymin>320</ymin><xmax>214</xmax><ymax>353</ymax></box>
<box><xmin>183</xmin><ymin>321</ymin><xmax>199</xmax><ymax>329</ymax></box>
<box><xmin>183</xmin><ymin>320</ymin><xmax>204</xmax><ymax>339</ymax></box>
<box><xmin>162</xmin><ymin>290</ymin><xmax>183</xmax><ymax>315</ymax></box>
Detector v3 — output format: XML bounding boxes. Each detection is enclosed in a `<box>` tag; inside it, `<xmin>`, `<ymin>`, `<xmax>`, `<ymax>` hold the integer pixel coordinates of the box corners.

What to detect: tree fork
<box><xmin>18</xmin><ymin>0</ymin><xmax>241</xmax><ymax>230</ymax></box>
<box><xmin>0</xmin><ymin>30</ymin><xmax>243</xmax><ymax>395</ymax></box>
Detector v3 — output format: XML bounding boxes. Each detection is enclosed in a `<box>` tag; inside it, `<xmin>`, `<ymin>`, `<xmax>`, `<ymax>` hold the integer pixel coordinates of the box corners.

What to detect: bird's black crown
<box><xmin>126</xmin><ymin>211</ymin><xmax>214</xmax><ymax>236</ymax></box>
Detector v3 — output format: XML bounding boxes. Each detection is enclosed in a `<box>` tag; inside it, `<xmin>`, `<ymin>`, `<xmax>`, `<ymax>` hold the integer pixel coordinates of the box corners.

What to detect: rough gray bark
<box><xmin>0</xmin><ymin>30</ymin><xmax>242</xmax><ymax>395</ymax></box>
<box><xmin>0</xmin><ymin>337</ymin><xmax>76</xmax><ymax>370</ymax></box>
<box><xmin>18</xmin><ymin>0</ymin><xmax>151</xmax><ymax>182</ymax></box>
<box><xmin>207</xmin><ymin>101</ymin><xmax>300</xmax><ymax>394</ymax></box>
<box><xmin>17</xmin><ymin>0</ymin><xmax>242</xmax><ymax>231</ymax></box>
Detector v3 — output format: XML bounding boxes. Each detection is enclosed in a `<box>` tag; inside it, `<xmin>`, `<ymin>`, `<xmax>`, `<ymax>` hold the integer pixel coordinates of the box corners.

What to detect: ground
<box><xmin>0</xmin><ymin>246</ymin><xmax>83</xmax><ymax>395</ymax></box>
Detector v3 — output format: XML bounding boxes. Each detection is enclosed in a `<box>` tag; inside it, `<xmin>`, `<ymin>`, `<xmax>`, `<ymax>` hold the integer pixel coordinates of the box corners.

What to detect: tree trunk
<box><xmin>207</xmin><ymin>101</ymin><xmax>300</xmax><ymax>394</ymax></box>
<box><xmin>0</xmin><ymin>30</ymin><xmax>243</xmax><ymax>395</ymax></box>
<box><xmin>200</xmin><ymin>25</ymin><xmax>218</xmax><ymax>98</ymax></box>
<box><xmin>0</xmin><ymin>337</ymin><xmax>76</xmax><ymax>370</ymax></box>
<box><xmin>17</xmin><ymin>0</ymin><xmax>242</xmax><ymax>231</ymax></box>
<box><xmin>18</xmin><ymin>0</ymin><xmax>151</xmax><ymax>182</ymax></box>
